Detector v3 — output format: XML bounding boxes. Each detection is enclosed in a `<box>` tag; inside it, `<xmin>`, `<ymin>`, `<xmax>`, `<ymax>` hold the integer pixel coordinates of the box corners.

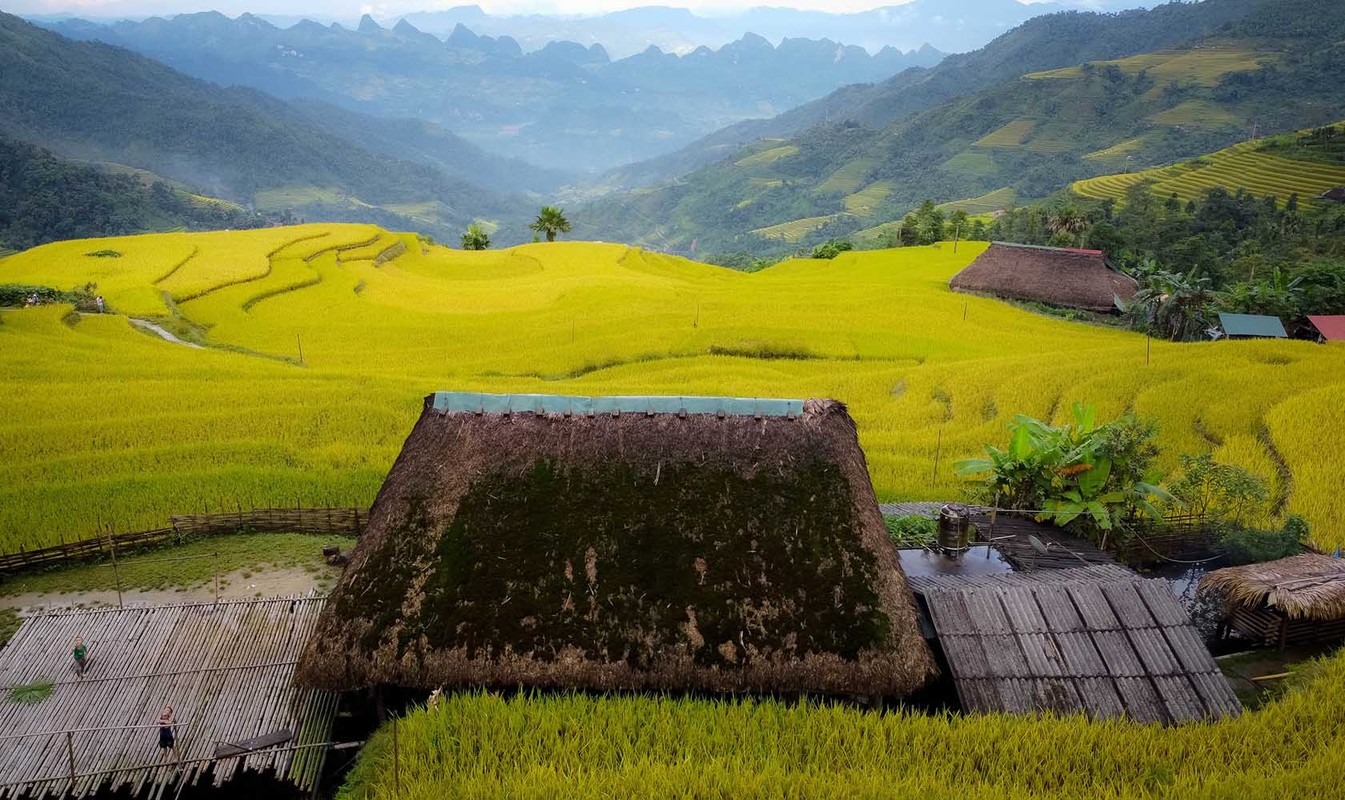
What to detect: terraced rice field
<box><xmin>1025</xmin><ymin>47</ymin><xmax>1271</xmax><ymax>88</ymax></box>
<box><xmin>1149</xmin><ymin>99</ymin><xmax>1241</xmax><ymax>130</ymax></box>
<box><xmin>816</xmin><ymin>158</ymin><xmax>881</xmax><ymax>195</ymax></box>
<box><xmin>940</xmin><ymin>151</ymin><xmax>1000</xmax><ymax>177</ymax></box>
<box><xmin>2</xmin><ymin>226</ymin><xmax>1343</xmax><ymax>555</ymax></box>
<box><xmin>973</xmin><ymin>120</ymin><xmax>1035</xmax><ymax>149</ymax></box>
<box><xmin>735</xmin><ymin>144</ymin><xmax>800</xmax><ymax>169</ymax></box>
<box><xmin>936</xmin><ymin>187</ymin><xmax>1017</xmax><ymax>216</ymax></box>
<box><xmin>1073</xmin><ymin>139</ymin><xmax>1345</xmax><ymax>207</ymax></box>
<box><xmin>750</xmin><ymin>214</ymin><xmax>844</xmax><ymax>242</ymax></box>
<box><xmin>843</xmin><ymin>182</ymin><xmax>893</xmax><ymax>216</ymax></box>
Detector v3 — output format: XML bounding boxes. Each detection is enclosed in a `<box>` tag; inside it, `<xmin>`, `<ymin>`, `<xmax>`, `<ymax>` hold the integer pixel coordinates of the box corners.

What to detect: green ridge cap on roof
<box><xmin>429</xmin><ymin>392</ymin><xmax>806</xmax><ymax>418</ymax></box>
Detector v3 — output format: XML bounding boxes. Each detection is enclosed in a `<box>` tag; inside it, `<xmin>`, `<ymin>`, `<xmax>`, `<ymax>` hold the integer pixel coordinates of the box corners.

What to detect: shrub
<box><xmin>1219</xmin><ymin>514</ymin><xmax>1310</xmax><ymax>565</ymax></box>
<box><xmin>956</xmin><ymin>403</ymin><xmax>1167</xmax><ymax>540</ymax></box>
<box><xmin>1168</xmin><ymin>453</ymin><xmax>1269</xmax><ymax>525</ymax></box>
<box><xmin>810</xmin><ymin>239</ymin><xmax>854</xmax><ymax>259</ymax></box>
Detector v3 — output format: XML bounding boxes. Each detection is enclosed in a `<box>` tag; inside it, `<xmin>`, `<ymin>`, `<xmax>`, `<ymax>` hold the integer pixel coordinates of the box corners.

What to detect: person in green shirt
<box><xmin>72</xmin><ymin>636</ymin><xmax>88</xmax><ymax>679</ymax></box>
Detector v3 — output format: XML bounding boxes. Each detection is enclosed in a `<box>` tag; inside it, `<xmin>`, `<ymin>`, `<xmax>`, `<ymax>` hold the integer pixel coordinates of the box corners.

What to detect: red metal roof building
<box><xmin>1308</xmin><ymin>315</ymin><xmax>1345</xmax><ymax>341</ymax></box>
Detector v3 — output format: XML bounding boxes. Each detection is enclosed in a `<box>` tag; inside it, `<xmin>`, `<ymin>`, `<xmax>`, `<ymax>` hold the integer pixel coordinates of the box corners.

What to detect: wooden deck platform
<box><xmin>0</xmin><ymin>597</ymin><xmax>337</xmax><ymax>800</ymax></box>
<box><xmin>971</xmin><ymin>511</ymin><xmax>1118</xmax><ymax>571</ymax></box>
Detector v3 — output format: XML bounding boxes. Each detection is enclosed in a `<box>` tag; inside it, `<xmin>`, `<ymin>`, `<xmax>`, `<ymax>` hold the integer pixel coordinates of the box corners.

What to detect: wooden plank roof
<box><xmin>0</xmin><ymin>598</ymin><xmax>337</xmax><ymax>800</ymax></box>
<box><xmin>921</xmin><ymin>574</ymin><xmax>1240</xmax><ymax>724</ymax></box>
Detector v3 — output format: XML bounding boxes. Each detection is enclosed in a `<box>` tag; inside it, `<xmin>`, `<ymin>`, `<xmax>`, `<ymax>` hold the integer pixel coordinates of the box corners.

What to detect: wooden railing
<box><xmin>0</xmin><ymin>508</ymin><xmax>367</xmax><ymax>575</ymax></box>
<box><xmin>1112</xmin><ymin>514</ymin><xmax>1223</xmax><ymax>565</ymax></box>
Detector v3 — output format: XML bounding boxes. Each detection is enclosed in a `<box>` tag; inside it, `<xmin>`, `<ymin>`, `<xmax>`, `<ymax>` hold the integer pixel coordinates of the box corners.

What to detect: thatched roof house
<box><xmin>950</xmin><ymin>242</ymin><xmax>1137</xmax><ymax>312</ymax></box>
<box><xmin>296</xmin><ymin>393</ymin><xmax>935</xmax><ymax>697</ymax></box>
<box><xmin>1200</xmin><ymin>554</ymin><xmax>1345</xmax><ymax>647</ymax></box>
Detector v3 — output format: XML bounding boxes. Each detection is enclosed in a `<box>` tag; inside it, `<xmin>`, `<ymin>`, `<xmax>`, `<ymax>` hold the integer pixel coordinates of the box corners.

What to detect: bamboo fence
<box><xmin>0</xmin><ymin>508</ymin><xmax>367</xmax><ymax>575</ymax></box>
<box><xmin>0</xmin><ymin>597</ymin><xmax>338</xmax><ymax>799</ymax></box>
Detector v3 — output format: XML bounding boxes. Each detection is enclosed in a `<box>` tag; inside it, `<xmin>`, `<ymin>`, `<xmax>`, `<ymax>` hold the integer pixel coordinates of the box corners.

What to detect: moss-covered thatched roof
<box><xmin>1200</xmin><ymin>554</ymin><xmax>1345</xmax><ymax>621</ymax></box>
<box><xmin>296</xmin><ymin>393</ymin><xmax>935</xmax><ymax>697</ymax></box>
<box><xmin>950</xmin><ymin>242</ymin><xmax>1137</xmax><ymax>312</ymax></box>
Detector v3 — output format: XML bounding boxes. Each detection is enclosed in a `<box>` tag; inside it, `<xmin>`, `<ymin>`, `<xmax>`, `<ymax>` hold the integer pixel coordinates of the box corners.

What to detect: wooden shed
<box><xmin>1200</xmin><ymin>554</ymin><xmax>1345</xmax><ymax>648</ymax></box>
<box><xmin>912</xmin><ymin>567</ymin><xmax>1240</xmax><ymax>724</ymax></box>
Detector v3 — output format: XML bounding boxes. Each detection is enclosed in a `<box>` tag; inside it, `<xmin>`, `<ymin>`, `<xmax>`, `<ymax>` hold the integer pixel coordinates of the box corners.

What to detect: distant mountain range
<box><xmin>227</xmin><ymin>1</ymin><xmax>1154</xmax><ymax>60</ymax></box>
<box><xmin>577</xmin><ymin>0</ymin><xmax>1345</xmax><ymax>256</ymax></box>
<box><xmin>40</xmin><ymin>12</ymin><xmax>944</xmax><ymax>174</ymax></box>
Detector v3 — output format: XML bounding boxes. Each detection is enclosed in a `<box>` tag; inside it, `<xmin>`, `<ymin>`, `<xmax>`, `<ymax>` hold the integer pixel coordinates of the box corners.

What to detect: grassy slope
<box><xmin>1</xmin><ymin>224</ymin><xmax>1342</xmax><ymax>554</ymax></box>
<box><xmin>338</xmin><ymin>655</ymin><xmax>1345</xmax><ymax>799</ymax></box>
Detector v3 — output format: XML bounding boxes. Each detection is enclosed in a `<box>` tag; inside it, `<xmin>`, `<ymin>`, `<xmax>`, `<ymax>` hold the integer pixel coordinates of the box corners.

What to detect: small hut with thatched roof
<box><xmin>1200</xmin><ymin>554</ymin><xmax>1345</xmax><ymax>648</ymax></box>
<box><xmin>296</xmin><ymin>393</ymin><xmax>936</xmax><ymax>698</ymax></box>
<box><xmin>949</xmin><ymin>242</ymin><xmax>1137</xmax><ymax>312</ymax></box>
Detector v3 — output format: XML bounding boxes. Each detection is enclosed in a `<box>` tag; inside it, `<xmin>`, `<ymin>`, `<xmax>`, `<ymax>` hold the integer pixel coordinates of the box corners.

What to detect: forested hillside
<box><xmin>582</xmin><ymin>0</ymin><xmax>1345</xmax><ymax>257</ymax></box>
<box><xmin>0</xmin><ymin>136</ymin><xmax>273</xmax><ymax>251</ymax></box>
<box><xmin>597</xmin><ymin>0</ymin><xmax>1270</xmax><ymax>191</ymax></box>
<box><xmin>0</xmin><ymin>12</ymin><xmax>527</xmax><ymax>242</ymax></box>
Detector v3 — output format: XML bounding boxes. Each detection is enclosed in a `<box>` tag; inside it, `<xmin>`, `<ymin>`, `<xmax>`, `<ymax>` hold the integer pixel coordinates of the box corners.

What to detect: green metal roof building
<box><xmin>1218</xmin><ymin>313</ymin><xmax>1287</xmax><ymax>339</ymax></box>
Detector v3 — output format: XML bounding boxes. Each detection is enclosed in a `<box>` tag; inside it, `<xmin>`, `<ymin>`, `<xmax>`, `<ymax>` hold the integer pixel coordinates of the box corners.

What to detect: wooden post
<box><xmin>309</xmin><ymin>743</ymin><xmax>331</xmax><ymax>800</ymax></box>
<box><xmin>930</xmin><ymin>425</ymin><xmax>944</xmax><ymax>488</ymax></box>
<box><xmin>962</xmin><ymin>299</ymin><xmax>968</xmax><ymax>321</ymax></box>
<box><xmin>67</xmin><ymin>730</ymin><xmax>77</xmax><ymax>795</ymax></box>
<box><xmin>297</xmin><ymin>332</ymin><xmax>304</xmax><ymax>365</ymax></box>
<box><xmin>694</xmin><ymin>302</ymin><xmax>700</xmax><ymax>329</ymax></box>
<box><xmin>108</xmin><ymin>534</ymin><xmax>124</xmax><ymax>609</ymax></box>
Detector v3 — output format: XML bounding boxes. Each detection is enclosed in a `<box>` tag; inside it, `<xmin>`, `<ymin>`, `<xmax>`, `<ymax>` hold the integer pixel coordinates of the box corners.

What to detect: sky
<box><xmin>11</xmin><ymin>0</ymin><xmax>1056</xmax><ymax>21</ymax></box>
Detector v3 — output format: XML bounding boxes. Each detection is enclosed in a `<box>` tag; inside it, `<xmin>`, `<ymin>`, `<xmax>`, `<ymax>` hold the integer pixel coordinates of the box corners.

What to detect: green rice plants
<box><xmin>884</xmin><ymin>515</ymin><xmax>936</xmax><ymax>548</ymax></box>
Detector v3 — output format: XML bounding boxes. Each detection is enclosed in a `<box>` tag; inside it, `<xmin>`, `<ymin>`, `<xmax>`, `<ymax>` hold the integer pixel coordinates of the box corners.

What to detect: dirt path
<box><xmin>129</xmin><ymin>318</ymin><xmax>203</xmax><ymax>349</ymax></box>
<box><xmin>0</xmin><ymin>567</ymin><xmax>326</xmax><ymax>614</ymax></box>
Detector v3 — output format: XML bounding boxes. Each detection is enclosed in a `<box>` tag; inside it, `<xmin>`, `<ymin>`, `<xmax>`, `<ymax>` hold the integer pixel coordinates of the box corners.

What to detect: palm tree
<box><xmin>460</xmin><ymin>222</ymin><xmax>491</xmax><ymax>251</ymax></box>
<box><xmin>529</xmin><ymin>206</ymin><xmax>571</xmax><ymax>242</ymax></box>
<box><xmin>1047</xmin><ymin>207</ymin><xmax>1089</xmax><ymax>240</ymax></box>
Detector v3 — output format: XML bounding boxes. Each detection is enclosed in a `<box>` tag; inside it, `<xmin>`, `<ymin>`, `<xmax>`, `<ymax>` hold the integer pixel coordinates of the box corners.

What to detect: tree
<box><xmin>460</xmin><ymin>222</ymin><xmax>491</xmax><ymax>250</ymax></box>
<box><xmin>810</xmin><ymin>239</ymin><xmax>853</xmax><ymax>259</ymax></box>
<box><xmin>529</xmin><ymin>206</ymin><xmax>572</xmax><ymax>242</ymax></box>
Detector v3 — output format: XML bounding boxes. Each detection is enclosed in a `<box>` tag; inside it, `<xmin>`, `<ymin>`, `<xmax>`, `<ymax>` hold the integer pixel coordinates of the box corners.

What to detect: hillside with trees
<box><xmin>580</xmin><ymin>0</ymin><xmax>1345</xmax><ymax>258</ymax></box>
<box><xmin>0</xmin><ymin>12</ymin><xmax>531</xmax><ymax>243</ymax></box>
<box><xmin>0</xmin><ymin>135</ymin><xmax>274</xmax><ymax>251</ymax></box>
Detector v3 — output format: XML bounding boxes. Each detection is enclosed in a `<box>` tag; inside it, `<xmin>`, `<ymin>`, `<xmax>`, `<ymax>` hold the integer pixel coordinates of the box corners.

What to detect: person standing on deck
<box><xmin>157</xmin><ymin>706</ymin><xmax>180</xmax><ymax>762</ymax></box>
<box><xmin>72</xmin><ymin>636</ymin><xmax>88</xmax><ymax>679</ymax></box>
